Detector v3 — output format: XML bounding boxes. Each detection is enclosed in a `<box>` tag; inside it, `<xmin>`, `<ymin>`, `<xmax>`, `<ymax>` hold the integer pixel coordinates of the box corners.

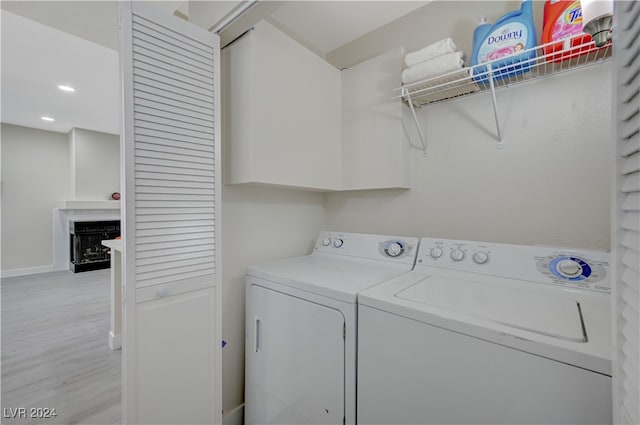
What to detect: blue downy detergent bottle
<box><xmin>471</xmin><ymin>0</ymin><xmax>537</xmax><ymax>83</ymax></box>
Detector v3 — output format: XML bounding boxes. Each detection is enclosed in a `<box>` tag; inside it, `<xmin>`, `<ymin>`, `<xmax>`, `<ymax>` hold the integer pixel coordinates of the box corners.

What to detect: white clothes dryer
<box><xmin>245</xmin><ymin>232</ymin><xmax>418</xmax><ymax>425</ymax></box>
<box><xmin>358</xmin><ymin>237</ymin><xmax>611</xmax><ymax>425</ymax></box>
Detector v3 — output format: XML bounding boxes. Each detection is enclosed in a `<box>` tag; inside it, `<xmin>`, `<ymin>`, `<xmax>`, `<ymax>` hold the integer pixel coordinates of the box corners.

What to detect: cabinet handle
<box><xmin>254</xmin><ymin>316</ymin><xmax>261</xmax><ymax>353</ymax></box>
<box><xmin>157</xmin><ymin>287</ymin><xmax>169</xmax><ymax>297</ymax></box>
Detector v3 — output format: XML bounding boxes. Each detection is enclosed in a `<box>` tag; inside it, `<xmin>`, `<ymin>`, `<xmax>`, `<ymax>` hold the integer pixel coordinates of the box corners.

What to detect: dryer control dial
<box><xmin>472</xmin><ymin>251</ymin><xmax>490</xmax><ymax>264</ymax></box>
<box><xmin>557</xmin><ymin>259</ymin><xmax>582</xmax><ymax>278</ymax></box>
<box><xmin>333</xmin><ymin>238</ymin><xmax>344</xmax><ymax>248</ymax></box>
<box><xmin>429</xmin><ymin>247</ymin><xmax>443</xmax><ymax>259</ymax></box>
<box><xmin>450</xmin><ymin>248</ymin><xmax>465</xmax><ymax>262</ymax></box>
<box><xmin>386</xmin><ymin>242</ymin><xmax>403</xmax><ymax>257</ymax></box>
<box><xmin>322</xmin><ymin>237</ymin><xmax>332</xmax><ymax>247</ymax></box>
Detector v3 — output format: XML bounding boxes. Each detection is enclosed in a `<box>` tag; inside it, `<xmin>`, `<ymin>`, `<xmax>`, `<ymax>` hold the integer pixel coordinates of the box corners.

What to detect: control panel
<box><xmin>314</xmin><ymin>232</ymin><xmax>418</xmax><ymax>264</ymax></box>
<box><xmin>417</xmin><ymin>237</ymin><xmax>610</xmax><ymax>293</ymax></box>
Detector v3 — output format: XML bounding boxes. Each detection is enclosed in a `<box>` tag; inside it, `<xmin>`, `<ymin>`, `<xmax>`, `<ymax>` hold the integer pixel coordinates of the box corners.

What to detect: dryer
<box><xmin>358</xmin><ymin>237</ymin><xmax>611</xmax><ymax>424</ymax></box>
<box><xmin>245</xmin><ymin>232</ymin><xmax>418</xmax><ymax>425</ymax></box>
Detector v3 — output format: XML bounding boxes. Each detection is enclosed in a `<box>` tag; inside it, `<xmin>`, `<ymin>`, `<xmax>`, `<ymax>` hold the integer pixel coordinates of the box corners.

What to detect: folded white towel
<box><xmin>401</xmin><ymin>51</ymin><xmax>466</xmax><ymax>85</ymax></box>
<box><xmin>404</xmin><ymin>38</ymin><xmax>458</xmax><ymax>68</ymax></box>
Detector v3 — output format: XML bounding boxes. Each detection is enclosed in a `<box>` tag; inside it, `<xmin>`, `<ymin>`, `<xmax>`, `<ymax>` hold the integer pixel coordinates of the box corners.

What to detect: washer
<box><xmin>358</xmin><ymin>237</ymin><xmax>611</xmax><ymax>425</ymax></box>
<box><xmin>245</xmin><ymin>232</ymin><xmax>418</xmax><ymax>425</ymax></box>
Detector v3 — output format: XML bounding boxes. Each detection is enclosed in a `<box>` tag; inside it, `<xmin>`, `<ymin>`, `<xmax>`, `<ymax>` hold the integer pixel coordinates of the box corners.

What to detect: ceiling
<box><xmin>1</xmin><ymin>10</ymin><xmax>120</xmax><ymax>134</ymax></box>
<box><xmin>0</xmin><ymin>1</ymin><xmax>430</xmax><ymax>136</ymax></box>
<box><xmin>270</xmin><ymin>1</ymin><xmax>429</xmax><ymax>54</ymax></box>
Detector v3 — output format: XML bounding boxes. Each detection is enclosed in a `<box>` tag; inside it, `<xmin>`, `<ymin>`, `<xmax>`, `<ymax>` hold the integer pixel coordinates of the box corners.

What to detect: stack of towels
<box><xmin>401</xmin><ymin>38</ymin><xmax>466</xmax><ymax>85</ymax></box>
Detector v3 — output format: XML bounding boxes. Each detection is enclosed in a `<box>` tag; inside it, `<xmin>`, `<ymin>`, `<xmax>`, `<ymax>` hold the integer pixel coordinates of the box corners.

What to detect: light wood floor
<box><xmin>2</xmin><ymin>270</ymin><xmax>121</xmax><ymax>425</ymax></box>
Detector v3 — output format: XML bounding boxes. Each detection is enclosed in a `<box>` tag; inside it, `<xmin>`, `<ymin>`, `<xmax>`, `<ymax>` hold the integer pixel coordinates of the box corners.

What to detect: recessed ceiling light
<box><xmin>41</xmin><ymin>116</ymin><xmax>55</xmax><ymax>122</ymax></box>
<box><xmin>57</xmin><ymin>85</ymin><xmax>75</xmax><ymax>92</ymax></box>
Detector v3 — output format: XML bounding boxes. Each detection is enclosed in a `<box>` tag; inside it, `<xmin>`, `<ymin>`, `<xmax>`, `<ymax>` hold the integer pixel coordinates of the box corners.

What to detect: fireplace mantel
<box><xmin>53</xmin><ymin>202</ymin><xmax>121</xmax><ymax>271</ymax></box>
<box><xmin>58</xmin><ymin>200</ymin><xmax>120</xmax><ymax>210</ymax></box>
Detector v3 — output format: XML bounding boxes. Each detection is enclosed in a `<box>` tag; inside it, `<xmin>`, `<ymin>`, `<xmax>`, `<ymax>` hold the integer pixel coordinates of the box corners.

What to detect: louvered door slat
<box><xmin>137</xmin><ymin>244</ymin><xmax>214</xmax><ymax>259</ymax></box>
<box><xmin>137</xmin><ymin>232</ymin><xmax>214</xmax><ymax>245</ymax></box>
<box><xmin>134</xmin><ymin>89</ymin><xmax>213</xmax><ymax>117</ymax></box>
<box><xmin>136</xmin><ymin>148</ymin><xmax>213</xmax><ymax>165</ymax></box>
<box><xmin>134</xmin><ymin>81</ymin><xmax>212</xmax><ymax>111</ymax></box>
<box><xmin>136</xmin><ymin>226</ymin><xmax>214</xmax><ymax>238</ymax></box>
<box><xmin>622</xmin><ymin>212</ymin><xmax>640</xmax><ymax>231</ymax></box>
<box><xmin>135</xmin><ymin>172</ymin><xmax>213</xmax><ymax>184</ymax></box>
<box><xmin>132</xmin><ymin>16</ymin><xmax>212</xmax><ymax>59</ymax></box>
<box><xmin>134</xmin><ymin>120</ymin><xmax>212</xmax><ymax>141</ymax></box>
<box><xmin>621</xmin><ymin>136</ymin><xmax>640</xmax><ymax>156</ymax></box>
<box><xmin>132</xmin><ymin>49</ymin><xmax>213</xmax><ymax>82</ymax></box>
<box><xmin>622</xmin><ymin>152</ymin><xmax>640</xmax><ymax>174</ymax></box>
<box><xmin>135</xmin><ymin>68</ymin><xmax>213</xmax><ymax>100</ymax></box>
<box><xmin>137</xmin><ymin>179</ymin><xmax>213</xmax><ymax>189</ymax></box>
<box><xmin>136</xmin><ymin>200</ymin><xmax>213</xmax><ymax>208</ymax></box>
<box><xmin>135</xmin><ymin>104</ymin><xmax>214</xmax><ymax>129</ymax></box>
<box><xmin>135</xmin><ymin>98</ymin><xmax>212</xmax><ymax>123</ymax></box>
<box><xmin>622</xmin><ymin>172</ymin><xmax>640</xmax><ymax>192</ymax></box>
<box><xmin>136</xmin><ymin>144</ymin><xmax>213</xmax><ymax>161</ymax></box>
<box><xmin>135</xmin><ymin>112</ymin><xmax>213</xmax><ymax>136</ymax></box>
<box><xmin>622</xmin><ymin>248</ymin><xmax>640</xmax><ymax>273</ymax></box>
<box><xmin>614</xmin><ymin>2</ymin><xmax>640</xmax><ymax>424</ymax></box>
<box><xmin>135</xmin><ymin>130</ymin><xmax>213</xmax><ymax>150</ymax></box>
<box><xmin>134</xmin><ymin>59</ymin><xmax>212</xmax><ymax>92</ymax></box>
<box><xmin>132</xmin><ymin>32</ymin><xmax>211</xmax><ymax>68</ymax></box>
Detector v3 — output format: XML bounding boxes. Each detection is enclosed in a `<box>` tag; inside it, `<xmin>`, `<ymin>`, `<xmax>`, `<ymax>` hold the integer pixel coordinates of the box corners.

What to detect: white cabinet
<box><xmin>135</xmin><ymin>285</ymin><xmax>219</xmax><ymax>424</ymax></box>
<box><xmin>224</xmin><ymin>20</ymin><xmax>342</xmax><ymax>191</ymax></box>
<box><xmin>341</xmin><ymin>47</ymin><xmax>410</xmax><ymax>190</ymax></box>
<box><xmin>224</xmin><ymin>22</ymin><xmax>410</xmax><ymax>191</ymax></box>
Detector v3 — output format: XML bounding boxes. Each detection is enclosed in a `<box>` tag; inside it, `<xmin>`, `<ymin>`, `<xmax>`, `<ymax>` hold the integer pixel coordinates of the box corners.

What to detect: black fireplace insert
<box><xmin>70</xmin><ymin>220</ymin><xmax>120</xmax><ymax>273</ymax></box>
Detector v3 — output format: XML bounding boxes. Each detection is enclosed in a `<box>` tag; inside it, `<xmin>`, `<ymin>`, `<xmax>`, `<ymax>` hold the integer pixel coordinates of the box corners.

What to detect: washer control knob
<box><xmin>472</xmin><ymin>251</ymin><xmax>489</xmax><ymax>264</ymax></box>
<box><xmin>557</xmin><ymin>259</ymin><xmax>582</xmax><ymax>277</ymax></box>
<box><xmin>450</xmin><ymin>248</ymin><xmax>465</xmax><ymax>262</ymax></box>
<box><xmin>322</xmin><ymin>237</ymin><xmax>332</xmax><ymax>247</ymax></box>
<box><xmin>429</xmin><ymin>247</ymin><xmax>443</xmax><ymax>259</ymax></box>
<box><xmin>333</xmin><ymin>238</ymin><xmax>344</xmax><ymax>248</ymax></box>
<box><xmin>386</xmin><ymin>242</ymin><xmax>403</xmax><ymax>257</ymax></box>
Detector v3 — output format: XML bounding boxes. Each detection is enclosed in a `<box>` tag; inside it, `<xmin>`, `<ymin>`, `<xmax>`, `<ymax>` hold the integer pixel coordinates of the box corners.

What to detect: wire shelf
<box><xmin>395</xmin><ymin>37</ymin><xmax>612</xmax><ymax>107</ymax></box>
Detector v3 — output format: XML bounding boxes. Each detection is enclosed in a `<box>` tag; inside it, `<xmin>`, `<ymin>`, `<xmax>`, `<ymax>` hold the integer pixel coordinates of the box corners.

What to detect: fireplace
<box><xmin>69</xmin><ymin>220</ymin><xmax>120</xmax><ymax>273</ymax></box>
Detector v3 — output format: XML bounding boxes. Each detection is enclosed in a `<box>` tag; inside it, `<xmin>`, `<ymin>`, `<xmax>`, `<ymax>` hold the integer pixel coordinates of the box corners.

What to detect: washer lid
<box><xmin>395</xmin><ymin>275</ymin><xmax>587</xmax><ymax>342</ymax></box>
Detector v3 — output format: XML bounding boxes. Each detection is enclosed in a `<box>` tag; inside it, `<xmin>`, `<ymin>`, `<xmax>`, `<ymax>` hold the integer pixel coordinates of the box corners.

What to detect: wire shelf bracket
<box><xmin>395</xmin><ymin>38</ymin><xmax>612</xmax><ymax>154</ymax></box>
<box><xmin>402</xmin><ymin>86</ymin><xmax>428</xmax><ymax>156</ymax></box>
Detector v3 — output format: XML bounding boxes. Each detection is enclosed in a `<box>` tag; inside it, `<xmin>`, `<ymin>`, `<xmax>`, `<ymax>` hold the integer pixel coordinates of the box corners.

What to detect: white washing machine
<box><xmin>245</xmin><ymin>232</ymin><xmax>418</xmax><ymax>425</ymax></box>
<box><xmin>358</xmin><ymin>237</ymin><xmax>612</xmax><ymax>425</ymax></box>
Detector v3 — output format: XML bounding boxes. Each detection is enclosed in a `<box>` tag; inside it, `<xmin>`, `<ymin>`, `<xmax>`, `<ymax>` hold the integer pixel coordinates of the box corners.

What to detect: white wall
<box><xmin>220</xmin><ymin>185</ymin><xmax>326</xmax><ymax>413</ymax></box>
<box><xmin>1</xmin><ymin>124</ymin><xmax>71</xmax><ymax>275</ymax></box>
<box><xmin>69</xmin><ymin>127</ymin><xmax>120</xmax><ymax>200</ymax></box>
<box><xmin>219</xmin><ymin>25</ymin><xmax>329</xmax><ymax>413</ymax></box>
<box><xmin>324</xmin><ymin>1</ymin><xmax>612</xmax><ymax>251</ymax></box>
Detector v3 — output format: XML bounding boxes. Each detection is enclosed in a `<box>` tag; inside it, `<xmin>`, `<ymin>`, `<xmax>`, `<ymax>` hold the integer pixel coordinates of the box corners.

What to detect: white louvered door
<box><xmin>613</xmin><ymin>1</ymin><xmax>640</xmax><ymax>424</ymax></box>
<box><xmin>119</xmin><ymin>2</ymin><xmax>221</xmax><ymax>424</ymax></box>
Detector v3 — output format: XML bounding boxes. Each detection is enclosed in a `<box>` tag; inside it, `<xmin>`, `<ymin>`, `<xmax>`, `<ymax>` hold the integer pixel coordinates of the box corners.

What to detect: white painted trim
<box><xmin>1</xmin><ymin>264</ymin><xmax>55</xmax><ymax>278</ymax></box>
<box><xmin>58</xmin><ymin>200</ymin><xmax>120</xmax><ymax>210</ymax></box>
<box><xmin>222</xmin><ymin>405</ymin><xmax>244</xmax><ymax>425</ymax></box>
<box><xmin>52</xmin><ymin>208</ymin><xmax>121</xmax><ymax>271</ymax></box>
<box><xmin>109</xmin><ymin>331</ymin><xmax>122</xmax><ymax>350</ymax></box>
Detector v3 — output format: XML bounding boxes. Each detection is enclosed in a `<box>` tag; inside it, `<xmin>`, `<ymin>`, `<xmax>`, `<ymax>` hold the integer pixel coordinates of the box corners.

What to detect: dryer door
<box><xmin>246</xmin><ymin>284</ymin><xmax>345</xmax><ymax>425</ymax></box>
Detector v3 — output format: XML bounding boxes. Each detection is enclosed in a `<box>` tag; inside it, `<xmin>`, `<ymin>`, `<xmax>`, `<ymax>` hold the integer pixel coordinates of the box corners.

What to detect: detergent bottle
<box><xmin>542</xmin><ymin>0</ymin><xmax>593</xmax><ymax>62</ymax></box>
<box><xmin>471</xmin><ymin>0</ymin><xmax>537</xmax><ymax>83</ymax></box>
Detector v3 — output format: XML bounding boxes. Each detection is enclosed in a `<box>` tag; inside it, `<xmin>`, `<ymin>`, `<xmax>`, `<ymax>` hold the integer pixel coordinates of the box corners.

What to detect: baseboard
<box><xmin>223</xmin><ymin>404</ymin><xmax>244</xmax><ymax>425</ymax></box>
<box><xmin>1</xmin><ymin>264</ymin><xmax>55</xmax><ymax>278</ymax></box>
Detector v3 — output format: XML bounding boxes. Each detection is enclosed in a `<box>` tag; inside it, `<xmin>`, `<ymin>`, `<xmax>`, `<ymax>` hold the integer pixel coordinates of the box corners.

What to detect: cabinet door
<box><xmin>136</xmin><ymin>286</ymin><xmax>218</xmax><ymax>424</ymax></box>
<box><xmin>246</xmin><ymin>284</ymin><xmax>345</xmax><ymax>425</ymax></box>
<box><xmin>224</xmin><ymin>20</ymin><xmax>341</xmax><ymax>191</ymax></box>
